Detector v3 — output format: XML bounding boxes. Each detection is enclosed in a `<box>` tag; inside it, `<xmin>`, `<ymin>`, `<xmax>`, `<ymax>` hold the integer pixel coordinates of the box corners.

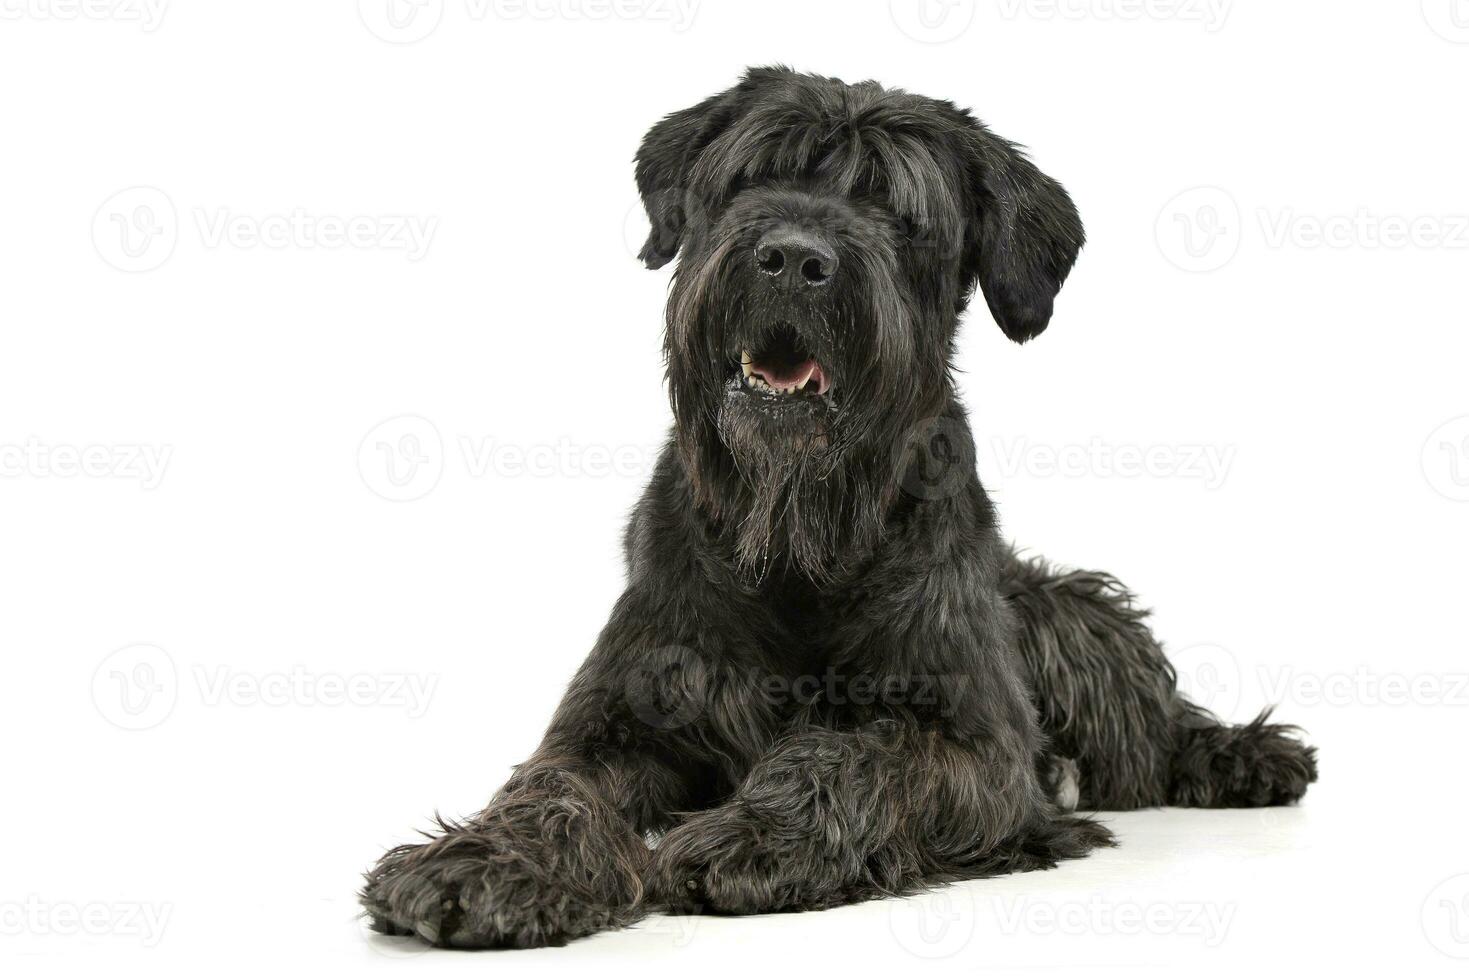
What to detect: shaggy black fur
<box><xmin>360</xmin><ymin>67</ymin><xmax>1318</xmax><ymax>949</ymax></box>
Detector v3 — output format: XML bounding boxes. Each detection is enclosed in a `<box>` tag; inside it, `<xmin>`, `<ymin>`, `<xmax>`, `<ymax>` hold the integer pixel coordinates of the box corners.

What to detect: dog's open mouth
<box><xmin>738</xmin><ymin>325</ymin><xmax>830</xmax><ymax>397</ymax></box>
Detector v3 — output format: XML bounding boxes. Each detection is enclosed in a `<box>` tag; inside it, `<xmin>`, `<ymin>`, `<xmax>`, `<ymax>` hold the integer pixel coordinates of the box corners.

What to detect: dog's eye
<box><xmin>886</xmin><ymin>212</ymin><xmax>923</xmax><ymax>244</ymax></box>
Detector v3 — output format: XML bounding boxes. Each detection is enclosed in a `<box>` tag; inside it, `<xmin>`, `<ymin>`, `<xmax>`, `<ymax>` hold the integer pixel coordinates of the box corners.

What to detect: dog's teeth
<box><xmin>740</xmin><ymin>352</ymin><xmax>754</xmax><ymax>379</ymax></box>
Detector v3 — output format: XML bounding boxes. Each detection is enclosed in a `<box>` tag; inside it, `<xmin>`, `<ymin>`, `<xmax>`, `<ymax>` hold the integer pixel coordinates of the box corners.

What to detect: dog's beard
<box><xmin>714</xmin><ymin>396</ymin><xmax>865</xmax><ymax>583</ymax></box>
<box><xmin>667</xmin><ymin>212</ymin><xmax>940</xmax><ymax>585</ymax></box>
<box><xmin>687</xmin><ymin>347</ymin><xmax>908</xmax><ymax>585</ymax></box>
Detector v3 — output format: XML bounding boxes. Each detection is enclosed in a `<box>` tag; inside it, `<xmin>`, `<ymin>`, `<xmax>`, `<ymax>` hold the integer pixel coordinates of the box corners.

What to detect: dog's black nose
<box><xmin>755</xmin><ymin>229</ymin><xmax>837</xmax><ymax>287</ymax></box>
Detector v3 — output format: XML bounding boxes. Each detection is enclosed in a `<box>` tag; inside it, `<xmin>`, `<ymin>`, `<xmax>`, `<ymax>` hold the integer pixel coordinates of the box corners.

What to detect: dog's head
<box><xmin>635</xmin><ymin>67</ymin><xmax>1083</xmax><ymax>581</ymax></box>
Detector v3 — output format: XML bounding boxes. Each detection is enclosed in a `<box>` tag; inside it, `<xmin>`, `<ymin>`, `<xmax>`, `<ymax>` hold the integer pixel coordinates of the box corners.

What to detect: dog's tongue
<box><xmin>753</xmin><ymin>357</ymin><xmax>829</xmax><ymax>394</ymax></box>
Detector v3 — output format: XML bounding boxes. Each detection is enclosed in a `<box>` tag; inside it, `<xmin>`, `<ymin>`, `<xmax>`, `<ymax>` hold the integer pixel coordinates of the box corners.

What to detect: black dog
<box><xmin>361</xmin><ymin>66</ymin><xmax>1317</xmax><ymax>949</ymax></box>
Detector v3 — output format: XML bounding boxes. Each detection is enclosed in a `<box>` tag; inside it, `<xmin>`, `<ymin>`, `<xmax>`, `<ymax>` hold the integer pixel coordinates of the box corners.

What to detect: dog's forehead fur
<box><xmin>689</xmin><ymin>71</ymin><xmax>970</xmax><ymax>241</ymax></box>
<box><xmin>637</xmin><ymin>66</ymin><xmax>1086</xmax><ymax>347</ymax></box>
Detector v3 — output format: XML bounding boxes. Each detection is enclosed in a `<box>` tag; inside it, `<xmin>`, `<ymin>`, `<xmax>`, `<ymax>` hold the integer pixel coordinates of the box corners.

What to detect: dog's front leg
<box><xmin>647</xmin><ymin>555</ymin><xmax>1114</xmax><ymax>915</ymax></box>
<box><xmin>648</xmin><ymin>722</ymin><xmax>1110</xmax><ymax>915</ymax></box>
<box><xmin>361</xmin><ymin>745</ymin><xmax>656</xmax><ymax>948</ymax></box>
<box><xmin>361</xmin><ymin>586</ymin><xmax>768</xmax><ymax>948</ymax></box>
<box><xmin>361</xmin><ymin>578</ymin><xmax>775</xmax><ymax>946</ymax></box>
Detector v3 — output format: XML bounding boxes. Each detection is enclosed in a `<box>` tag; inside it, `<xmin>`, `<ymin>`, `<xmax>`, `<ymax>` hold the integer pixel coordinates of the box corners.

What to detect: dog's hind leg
<box><xmin>1039</xmin><ymin>755</ymin><xmax>1081</xmax><ymax>812</ymax></box>
<box><xmin>1003</xmin><ymin>549</ymin><xmax>1177</xmax><ymax>809</ymax></box>
<box><xmin>1167</xmin><ymin>706</ymin><xmax>1318</xmax><ymax>807</ymax></box>
<box><xmin>1003</xmin><ymin>548</ymin><xmax>1317</xmax><ymax>809</ymax></box>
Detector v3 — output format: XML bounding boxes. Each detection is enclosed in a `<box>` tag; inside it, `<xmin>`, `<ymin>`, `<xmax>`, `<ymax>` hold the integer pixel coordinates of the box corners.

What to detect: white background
<box><xmin>3</xmin><ymin>1</ymin><xmax>1468</xmax><ymax>976</ymax></box>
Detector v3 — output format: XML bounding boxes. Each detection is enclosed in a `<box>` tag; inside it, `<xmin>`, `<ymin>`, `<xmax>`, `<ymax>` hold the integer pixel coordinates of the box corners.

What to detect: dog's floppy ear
<box><xmin>634</xmin><ymin>72</ymin><xmax>770</xmax><ymax>269</ymax></box>
<box><xmin>959</xmin><ymin>120</ymin><xmax>1084</xmax><ymax>343</ymax></box>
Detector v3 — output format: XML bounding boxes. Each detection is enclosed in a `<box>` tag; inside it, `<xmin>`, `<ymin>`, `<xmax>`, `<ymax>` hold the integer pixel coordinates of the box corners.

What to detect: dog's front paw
<box><xmin>361</xmin><ymin>812</ymin><xmax>647</xmax><ymax>948</ymax></box>
<box><xmin>649</xmin><ymin>806</ymin><xmax>814</xmax><ymax>916</ymax></box>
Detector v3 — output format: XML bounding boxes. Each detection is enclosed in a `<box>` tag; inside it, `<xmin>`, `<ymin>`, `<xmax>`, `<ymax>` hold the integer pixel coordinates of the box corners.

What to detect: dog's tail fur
<box><xmin>1002</xmin><ymin>549</ymin><xmax>1317</xmax><ymax>810</ymax></box>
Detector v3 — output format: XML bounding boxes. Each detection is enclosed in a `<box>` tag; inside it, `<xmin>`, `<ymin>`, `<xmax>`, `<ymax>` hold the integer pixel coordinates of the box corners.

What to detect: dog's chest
<box><xmin>754</xmin><ymin>578</ymin><xmax>872</xmax><ymax>686</ymax></box>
